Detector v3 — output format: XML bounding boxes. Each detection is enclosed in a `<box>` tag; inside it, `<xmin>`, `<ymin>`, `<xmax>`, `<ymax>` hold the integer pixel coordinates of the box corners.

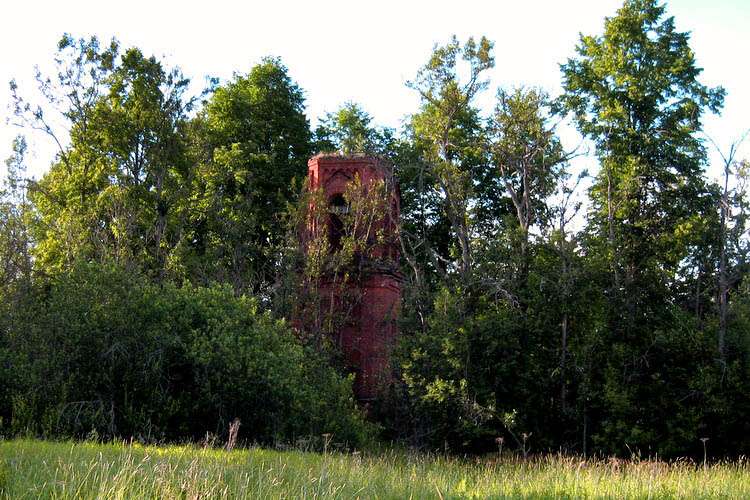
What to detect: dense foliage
<box><xmin>1</xmin><ymin>0</ymin><xmax>749</xmax><ymax>458</ymax></box>
<box><xmin>0</xmin><ymin>263</ymin><xmax>370</xmax><ymax>446</ymax></box>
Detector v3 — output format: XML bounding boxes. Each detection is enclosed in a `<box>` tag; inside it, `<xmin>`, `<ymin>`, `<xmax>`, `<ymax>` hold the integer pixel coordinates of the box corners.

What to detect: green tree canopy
<box><xmin>178</xmin><ymin>57</ymin><xmax>313</xmax><ymax>293</ymax></box>
<box><xmin>558</xmin><ymin>0</ymin><xmax>727</xmax><ymax>454</ymax></box>
<box><xmin>20</xmin><ymin>35</ymin><xmax>192</xmax><ymax>278</ymax></box>
<box><xmin>559</xmin><ymin>0</ymin><xmax>724</xmax><ymax>297</ymax></box>
<box><xmin>314</xmin><ymin>102</ymin><xmax>395</xmax><ymax>156</ymax></box>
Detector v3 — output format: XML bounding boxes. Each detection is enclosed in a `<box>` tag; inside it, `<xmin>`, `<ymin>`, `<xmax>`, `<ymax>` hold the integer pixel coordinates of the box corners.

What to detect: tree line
<box><xmin>1</xmin><ymin>0</ymin><xmax>749</xmax><ymax>457</ymax></box>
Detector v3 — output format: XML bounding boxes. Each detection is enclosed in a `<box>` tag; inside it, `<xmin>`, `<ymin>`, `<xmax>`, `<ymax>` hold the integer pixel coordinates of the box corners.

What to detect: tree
<box><xmin>408</xmin><ymin>36</ymin><xmax>494</xmax><ymax>282</ymax></box>
<box><xmin>95</xmin><ymin>47</ymin><xmax>192</xmax><ymax>277</ymax></box>
<box><xmin>706</xmin><ymin>131</ymin><xmax>750</xmax><ymax>362</ymax></box>
<box><xmin>314</xmin><ymin>102</ymin><xmax>395</xmax><ymax>156</ymax></box>
<box><xmin>559</xmin><ymin>0</ymin><xmax>724</xmax><ymax>309</ymax></box>
<box><xmin>179</xmin><ymin>58</ymin><xmax>313</xmax><ymax>294</ymax></box>
<box><xmin>0</xmin><ymin>136</ymin><xmax>32</xmax><ymax>289</ymax></box>
<box><xmin>14</xmin><ymin>35</ymin><xmax>193</xmax><ymax>278</ymax></box>
<box><xmin>0</xmin><ymin>136</ymin><xmax>33</xmax><ymax>424</ymax></box>
<box><xmin>485</xmin><ymin>87</ymin><xmax>572</xmax><ymax>282</ymax></box>
<box><xmin>11</xmin><ymin>35</ymin><xmax>117</xmax><ymax>274</ymax></box>
<box><xmin>558</xmin><ymin>0</ymin><xmax>725</xmax><ymax>453</ymax></box>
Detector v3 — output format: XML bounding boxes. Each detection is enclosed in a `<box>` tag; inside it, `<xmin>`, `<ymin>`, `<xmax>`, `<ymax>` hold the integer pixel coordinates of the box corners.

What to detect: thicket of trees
<box><xmin>1</xmin><ymin>0</ymin><xmax>748</xmax><ymax>457</ymax></box>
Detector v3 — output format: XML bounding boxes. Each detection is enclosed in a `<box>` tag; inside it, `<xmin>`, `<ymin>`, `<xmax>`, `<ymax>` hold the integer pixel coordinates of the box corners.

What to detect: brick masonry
<box><xmin>306</xmin><ymin>154</ymin><xmax>402</xmax><ymax>401</ymax></box>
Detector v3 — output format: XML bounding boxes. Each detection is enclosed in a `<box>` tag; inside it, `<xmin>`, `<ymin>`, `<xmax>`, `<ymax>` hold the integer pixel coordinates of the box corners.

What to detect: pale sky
<box><xmin>1</xmin><ymin>0</ymin><xmax>748</xmax><ymax>184</ymax></box>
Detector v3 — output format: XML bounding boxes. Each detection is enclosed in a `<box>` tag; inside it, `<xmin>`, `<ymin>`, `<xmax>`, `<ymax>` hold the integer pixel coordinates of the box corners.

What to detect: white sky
<box><xmin>1</xmin><ymin>0</ymin><xmax>748</xmax><ymax>184</ymax></box>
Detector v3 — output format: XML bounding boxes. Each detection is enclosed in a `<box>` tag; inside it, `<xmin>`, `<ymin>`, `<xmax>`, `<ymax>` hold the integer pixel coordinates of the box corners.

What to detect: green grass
<box><xmin>1</xmin><ymin>439</ymin><xmax>749</xmax><ymax>499</ymax></box>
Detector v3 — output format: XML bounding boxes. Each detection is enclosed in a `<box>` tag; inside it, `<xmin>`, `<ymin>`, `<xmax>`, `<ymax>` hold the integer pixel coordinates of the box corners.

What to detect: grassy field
<box><xmin>1</xmin><ymin>439</ymin><xmax>749</xmax><ymax>499</ymax></box>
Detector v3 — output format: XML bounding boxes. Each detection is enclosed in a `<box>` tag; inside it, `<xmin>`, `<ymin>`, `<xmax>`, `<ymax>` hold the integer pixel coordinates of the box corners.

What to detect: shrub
<box><xmin>0</xmin><ymin>262</ymin><xmax>372</xmax><ymax>447</ymax></box>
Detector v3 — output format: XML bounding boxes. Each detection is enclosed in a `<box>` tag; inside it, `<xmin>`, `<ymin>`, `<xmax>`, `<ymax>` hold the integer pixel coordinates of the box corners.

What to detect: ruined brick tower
<box><xmin>306</xmin><ymin>154</ymin><xmax>402</xmax><ymax>401</ymax></box>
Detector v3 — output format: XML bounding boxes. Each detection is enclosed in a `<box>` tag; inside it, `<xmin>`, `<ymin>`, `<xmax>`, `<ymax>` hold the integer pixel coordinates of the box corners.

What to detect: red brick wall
<box><xmin>305</xmin><ymin>154</ymin><xmax>402</xmax><ymax>400</ymax></box>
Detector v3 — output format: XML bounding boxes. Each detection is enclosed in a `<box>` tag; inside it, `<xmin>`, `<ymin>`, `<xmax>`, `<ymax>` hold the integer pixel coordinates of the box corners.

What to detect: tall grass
<box><xmin>2</xmin><ymin>439</ymin><xmax>749</xmax><ymax>498</ymax></box>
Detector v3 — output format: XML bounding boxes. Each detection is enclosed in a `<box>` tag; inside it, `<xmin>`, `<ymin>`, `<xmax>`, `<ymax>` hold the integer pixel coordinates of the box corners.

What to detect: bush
<box><xmin>0</xmin><ymin>262</ymin><xmax>372</xmax><ymax>447</ymax></box>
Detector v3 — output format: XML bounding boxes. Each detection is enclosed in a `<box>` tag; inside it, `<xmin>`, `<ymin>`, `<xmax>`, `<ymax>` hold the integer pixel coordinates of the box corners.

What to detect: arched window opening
<box><xmin>328</xmin><ymin>193</ymin><xmax>349</xmax><ymax>251</ymax></box>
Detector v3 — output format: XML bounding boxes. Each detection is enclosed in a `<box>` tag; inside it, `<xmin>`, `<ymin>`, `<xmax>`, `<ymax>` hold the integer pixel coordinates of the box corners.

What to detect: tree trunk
<box><xmin>561</xmin><ymin>313</ymin><xmax>568</xmax><ymax>413</ymax></box>
<box><xmin>718</xmin><ymin>163</ymin><xmax>729</xmax><ymax>363</ymax></box>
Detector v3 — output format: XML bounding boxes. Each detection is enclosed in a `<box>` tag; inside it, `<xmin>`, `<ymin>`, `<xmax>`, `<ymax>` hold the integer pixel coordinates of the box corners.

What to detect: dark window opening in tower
<box><xmin>328</xmin><ymin>193</ymin><xmax>349</xmax><ymax>251</ymax></box>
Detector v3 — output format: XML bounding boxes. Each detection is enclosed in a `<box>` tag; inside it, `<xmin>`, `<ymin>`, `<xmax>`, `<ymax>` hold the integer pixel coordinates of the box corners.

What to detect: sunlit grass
<box><xmin>1</xmin><ymin>439</ymin><xmax>749</xmax><ymax>498</ymax></box>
